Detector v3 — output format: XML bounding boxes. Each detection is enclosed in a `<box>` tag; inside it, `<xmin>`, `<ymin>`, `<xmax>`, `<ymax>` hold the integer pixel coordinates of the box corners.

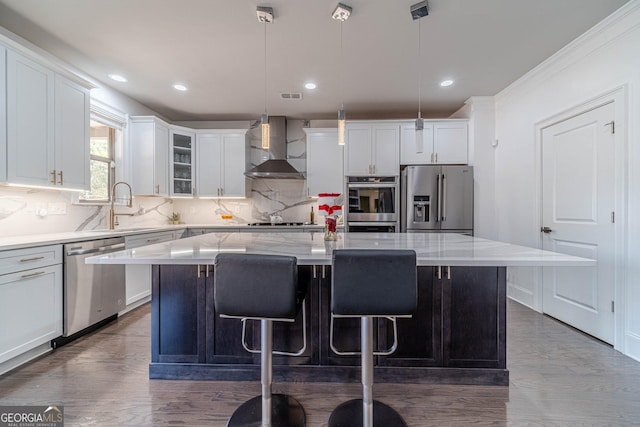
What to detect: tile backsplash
<box><xmin>0</xmin><ymin>119</ymin><xmax>334</xmax><ymax>238</ymax></box>
<box><xmin>0</xmin><ymin>181</ymin><xmax>322</xmax><ymax>237</ymax></box>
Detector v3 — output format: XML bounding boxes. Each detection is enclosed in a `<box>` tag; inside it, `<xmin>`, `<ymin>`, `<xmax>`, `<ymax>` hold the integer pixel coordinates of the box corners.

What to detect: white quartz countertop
<box><xmin>0</xmin><ymin>224</ymin><xmax>327</xmax><ymax>251</ymax></box>
<box><xmin>86</xmin><ymin>232</ymin><xmax>595</xmax><ymax>267</ymax></box>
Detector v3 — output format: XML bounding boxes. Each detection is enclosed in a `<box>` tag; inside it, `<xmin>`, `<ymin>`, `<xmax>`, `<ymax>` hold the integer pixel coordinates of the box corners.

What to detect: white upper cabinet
<box><xmin>304</xmin><ymin>128</ymin><xmax>344</xmax><ymax>197</ymax></box>
<box><xmin>5</xmin><ymin>49</ymin><xmax>90</xmax><ymax>190</ymax></box>
<box><xmin>195</xmin><ymin>130</ymin><xmax>247</xmax><ymax>198</ymax></box>
<box><xmin>169</xmin><ymin>127</ymin><xmax>195</xmax><ymax>197</ymax></box>
<box><xmin>6</xmin><ymin>50</ymin><xmax>55</xmax><ymax>187</ymax></box>
<box><xmin>130</xmin><ymin>116</ymin><xmax>169</xmax><ymax>196</ymax></box>
<box><xmin>433</xmin><ymin>121</ymin><xmax>468</xmax><ymax>164</ymax></box>
<box><xmin>344</xmin><ymin>122</ymin><xmax>400</xmax><ymax>176</ymax></box>
<box><xmin>400</xmin><ymin>122</ymin><xmax>434</xmax><ymax>165</ymax></box>
<box><xmin>0</xmin><ymin>45</ymin><xmax>6</xmax><ymax>183</ymax></box>
<box><xmin>54</xmin><ymin>75</ymin><xmax>90</xmax><ymax>189</ymax></box>
<box><xmin>400</xmin><ymin>120</ymin><xmax>468</xmax><ymax>165</ymax></box>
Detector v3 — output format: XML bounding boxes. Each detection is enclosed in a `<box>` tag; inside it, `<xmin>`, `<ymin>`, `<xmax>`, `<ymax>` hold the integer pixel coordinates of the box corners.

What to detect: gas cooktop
<box><xmin>247</xmin><ymin>222</ymin><xmax>305</xmax><ymax>226</ymax></box>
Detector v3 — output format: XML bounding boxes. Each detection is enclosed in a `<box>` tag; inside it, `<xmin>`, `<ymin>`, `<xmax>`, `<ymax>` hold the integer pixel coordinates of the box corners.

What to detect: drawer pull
<box><xmin>21</xmin><ymin>271</ymin><xmax>45</xmax><ymax>279</ymax></box>
<box><xmin>20</xmin><ymin>256</ymin><xmax>45</xmax><ymax>263</ymax></box>
<box><xmin>146</xmin><ymin>238</ymin><xmax>160</xmax><ymax>243</ymax></box>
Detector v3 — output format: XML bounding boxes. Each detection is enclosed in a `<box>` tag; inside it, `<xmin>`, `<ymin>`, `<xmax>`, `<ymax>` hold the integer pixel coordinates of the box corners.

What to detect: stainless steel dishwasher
<box><xmin>63</xmin><ymin>237</ymin><xmax>126</xmax><ymax>337</ymax></box>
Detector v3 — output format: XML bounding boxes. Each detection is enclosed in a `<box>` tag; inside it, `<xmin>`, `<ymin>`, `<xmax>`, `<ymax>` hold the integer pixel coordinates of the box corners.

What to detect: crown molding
<box><xmin>495</xmin><ymin>0</ymin><xmax>640</xmax><ymax>105</ymax></box>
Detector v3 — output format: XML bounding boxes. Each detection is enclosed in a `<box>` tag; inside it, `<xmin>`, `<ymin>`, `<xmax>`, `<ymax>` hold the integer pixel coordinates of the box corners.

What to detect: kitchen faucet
<box><xmin>109</xmin><ymin>181</ymin><xmax>134</xmax><ymax>230</ymax></box>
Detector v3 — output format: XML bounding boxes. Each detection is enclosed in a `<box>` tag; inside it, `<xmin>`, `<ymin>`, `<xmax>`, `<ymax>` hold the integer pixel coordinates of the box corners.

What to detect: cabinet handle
<box><xmin>145</xmin><ymin>238</ymin><xmax>160</xmax><ymax>243</ymax></box>
<box><xmin>20</xmin><ymin>256</ymin><xmax>45</xmax><ymax>263</ymax></box>
<box><xmin>21</xmin><ymin>271</ymin><xmax>45</xmax><ymax>279</ymax></box>
<box><xmin>58</xmin><ymin>171</ymin><xmax>64</xmax><ymax>186</ymax></box>
<box><xmin>206</xmin><ymin>265</ymin><xmax>210</xmax><ymax>278</ymax></box>
<box><xmin>430</xmin><ymin>153</ymin><xmax>434</xmax><ymax>163</ymax></box>
<box><xmin>197</xmin><ymin>264</ymin><xmax>201</xmax><ymax>279</ymax></box>
<box><xmin>155</xmin><ymin>184</ymin><xmax>159</xmax><ymax>194</ymax></box>
<box><xmin>322</xmin><ymin>265</ymin><xmax>326</xmax><ymax>279</ymax></box>
<box><xmin>436</xmin><ymin>266</ymin><xmax>442</xmax><ymax>279</ymax></box>
<box><xmin>312</xmin><ymin>265</ymin><xmax>317</xmax><ymax>279</ymax></box>
<box><xmin>446</xmin><ymin>266</ymin><xmax>451</xmax><ymax>280</ymax></box>
<box><xmin>435</xmin><ymin>153</ymin><xmax>438</xmax><ymax>163</ymax></box>
<box><xmin>51</xmin><ymin>169</ymin><xmax>57</xmax><ymax>184</ymax></box>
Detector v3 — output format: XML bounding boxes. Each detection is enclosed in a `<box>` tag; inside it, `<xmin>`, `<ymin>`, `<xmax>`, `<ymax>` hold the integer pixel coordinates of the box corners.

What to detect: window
<box><xmin>79</xmin><ymin>120</ymin><xmax>120</xmax><ymax>202</ymax></box>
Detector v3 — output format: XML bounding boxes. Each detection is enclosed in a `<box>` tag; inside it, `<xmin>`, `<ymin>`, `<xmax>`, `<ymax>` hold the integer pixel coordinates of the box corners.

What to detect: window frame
<box><xmin>75</xmin><ymin>101</ymin><xmax>128</xmax><ymax>205</ymax></box>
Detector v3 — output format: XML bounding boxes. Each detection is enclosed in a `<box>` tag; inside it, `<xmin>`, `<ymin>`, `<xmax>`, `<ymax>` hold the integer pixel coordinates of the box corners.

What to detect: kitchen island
<box><xmin>88</xmin><ymin>232</ymin><xmax>594</xmax><ymax>385</ymax></box>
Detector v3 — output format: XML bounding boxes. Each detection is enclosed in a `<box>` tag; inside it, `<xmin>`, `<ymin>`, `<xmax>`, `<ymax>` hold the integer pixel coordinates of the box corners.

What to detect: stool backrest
<box><xmin>214</xmin><ymin>253</ymin><xmax>299</xmax><ymax>319</ymax></box>
<box><xmin>332</xmin><ymin>249</ymin><xmax>417</xmax><ymax>316</ymax></box>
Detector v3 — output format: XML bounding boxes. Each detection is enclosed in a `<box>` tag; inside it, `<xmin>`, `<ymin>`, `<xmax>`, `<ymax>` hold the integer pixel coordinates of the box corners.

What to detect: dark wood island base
<box><xmin>150</xmin><ymin>265</ymin><xmax>508</xmax><ymax>386</ymax></box>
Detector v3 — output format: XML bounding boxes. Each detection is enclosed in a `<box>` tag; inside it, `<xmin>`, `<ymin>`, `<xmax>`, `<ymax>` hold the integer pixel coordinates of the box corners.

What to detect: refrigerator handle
<box><xmin>441</xmin><ymin>173</ymin><xmax>447</xmax><ymax>222</ymax></box>
<box><xmin>436</xmin><ymin>174</ymin><xmax>441</xmax><ymax>223</ymax></box>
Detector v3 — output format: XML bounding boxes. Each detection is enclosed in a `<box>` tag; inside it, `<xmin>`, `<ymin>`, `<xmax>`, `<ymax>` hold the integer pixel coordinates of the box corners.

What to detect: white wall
<box><xmin>492</xmin><ymin>2</ymin><xmax>640</xmax><ymax>359</ymax></box>
<box><xmin>451</xmin><ymin>97</ymin><xmax>497</xmax><ymax>239</ymax></box>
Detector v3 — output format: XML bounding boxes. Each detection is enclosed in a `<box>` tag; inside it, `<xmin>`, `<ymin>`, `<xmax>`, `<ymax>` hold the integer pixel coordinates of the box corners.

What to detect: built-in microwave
<box><xmin>346</xmin><ymin>176</ymin><xmax>399</xmax><ymax>232</ymax></box>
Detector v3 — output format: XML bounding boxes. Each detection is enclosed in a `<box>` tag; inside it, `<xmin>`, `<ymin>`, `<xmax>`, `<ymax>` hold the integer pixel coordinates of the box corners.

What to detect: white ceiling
<box><xmin>0</xmin><ymin>0</ymin><xmax>630</xmax><ymax>121</ymax></box>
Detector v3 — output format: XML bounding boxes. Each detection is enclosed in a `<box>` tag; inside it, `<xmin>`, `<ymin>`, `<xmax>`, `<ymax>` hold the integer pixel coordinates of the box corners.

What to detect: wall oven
<box><xmin>346</xmin><ymin>176</ymin><xmax>399</xmax><ymax>232</ymax></box>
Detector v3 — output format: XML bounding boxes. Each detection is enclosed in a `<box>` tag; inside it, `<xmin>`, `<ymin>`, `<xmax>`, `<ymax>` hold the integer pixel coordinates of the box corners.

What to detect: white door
<box><xmin>541</xmin><ymin>102</ymin><xmax>615</xmax><ymax>344</ymax></box>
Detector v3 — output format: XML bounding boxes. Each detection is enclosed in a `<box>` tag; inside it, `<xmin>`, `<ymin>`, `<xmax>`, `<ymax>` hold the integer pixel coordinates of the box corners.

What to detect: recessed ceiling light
<box><xmin>109</xmin><ymin>74</ymin><xmax>127</xmax><ymax>82</ymax></box>
<box><xmin>305</xmin><ymin>82</ymin><xmax>317</xmax><ymax>90</ymax></box>
<box><xmin>440</xmin><ymin>79</ymin><xmax>454</xmax><ymax>87</ymax></box>
<box><xmin>173</xmin><ymin>84</ymin><xmax>188</xmax><ymax>91</ymax></box>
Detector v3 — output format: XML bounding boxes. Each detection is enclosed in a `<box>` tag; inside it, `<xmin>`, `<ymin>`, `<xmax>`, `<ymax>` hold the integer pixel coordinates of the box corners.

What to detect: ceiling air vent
<box><xmin>280</xmin><ymin>92</ymin><xmax>303</xmax><ymax>100</ymax></box>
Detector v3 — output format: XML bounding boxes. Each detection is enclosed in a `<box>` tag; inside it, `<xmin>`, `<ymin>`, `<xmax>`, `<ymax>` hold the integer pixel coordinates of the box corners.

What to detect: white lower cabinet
<box><xmin>124</xmin><ymin>231</ymin><xmax>177</xmax><ymax>308</ymax></box>
<box><xmin>0</xmin><ymin>245</ymin><xmax>62</xmax><ymax>370</ymax></box>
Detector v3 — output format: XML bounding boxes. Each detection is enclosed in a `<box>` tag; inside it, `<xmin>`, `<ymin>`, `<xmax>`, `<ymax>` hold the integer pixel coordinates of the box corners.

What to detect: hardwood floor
<box><xmin>2</xmin><ymin>300</ymin><xmax>640</xmax><ymax>426</ymax></box>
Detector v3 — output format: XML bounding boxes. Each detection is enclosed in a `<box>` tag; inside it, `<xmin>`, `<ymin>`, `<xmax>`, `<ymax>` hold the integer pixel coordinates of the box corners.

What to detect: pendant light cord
<box><xmin>417</xmin><ymin>18</ymin><xmax>421</xmax><ymax>119</ymax></box>
<box><xmin>264</xmin><ymin>20</ymin><xmax>268</xmax><ymax>115</ymax></box>
<box><xmin>340</xmin><ymin>20</ymin><xmax>344</xmax><ymax>111</ymax></box>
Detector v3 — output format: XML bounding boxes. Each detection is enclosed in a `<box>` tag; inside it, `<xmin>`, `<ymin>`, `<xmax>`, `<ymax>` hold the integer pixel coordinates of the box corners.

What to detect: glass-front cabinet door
<box><xmin>170</xmin><ymin>129</ymin><xmax>195</xmax><ymax>196</ymax></box>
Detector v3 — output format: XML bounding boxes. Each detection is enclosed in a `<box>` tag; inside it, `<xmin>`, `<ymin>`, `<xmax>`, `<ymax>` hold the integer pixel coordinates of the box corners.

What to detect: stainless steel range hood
<box><xmin>245</xmin><ymin>116</ymin><xmax>305</xmax><ymax>179</ymax></box>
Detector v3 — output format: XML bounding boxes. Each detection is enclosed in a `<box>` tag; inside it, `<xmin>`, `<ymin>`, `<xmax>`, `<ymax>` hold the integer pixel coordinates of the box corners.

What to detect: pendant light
<box><xmin>411</xmin><ymin>1</ymin><xmax>429</xmax><ymax>154</ymax></box>
<box><xmin>332</xmin><ymin>3</ymin><xmax>352</xmax><ymax>146</ymax></box>
<box><xmin>257</xmin><ymin>6</ymin><xmax>274</xmax><ymax>149</ymax></box>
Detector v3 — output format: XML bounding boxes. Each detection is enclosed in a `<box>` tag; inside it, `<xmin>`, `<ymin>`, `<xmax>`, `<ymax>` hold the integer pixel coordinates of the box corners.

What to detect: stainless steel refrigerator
<box><xmin>401</xmin><ymin>165</ymin><xmax>473</xmax><ymax>234</ymax></box>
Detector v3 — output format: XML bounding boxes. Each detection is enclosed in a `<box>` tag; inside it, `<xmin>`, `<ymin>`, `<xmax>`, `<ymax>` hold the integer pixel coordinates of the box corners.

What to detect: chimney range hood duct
<box><xmin>245</xmin><ymin>116</ymin><xmax>305</xmax><ymax>179</ymax></box>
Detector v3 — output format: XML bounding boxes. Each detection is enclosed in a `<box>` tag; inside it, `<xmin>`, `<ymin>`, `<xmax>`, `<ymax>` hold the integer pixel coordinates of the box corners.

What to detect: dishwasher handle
<box><xmin>66</xmin><ymin>242</ymin><xmax>126</xmax><ymax>256</ymax></box>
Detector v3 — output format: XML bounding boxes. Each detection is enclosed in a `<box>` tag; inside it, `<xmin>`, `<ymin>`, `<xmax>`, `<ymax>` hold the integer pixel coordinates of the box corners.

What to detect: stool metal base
<box><xmin>227</xmin><ymin>393</ymin><xmax>306</xmax><ymax>427</ymax></box>
<box><xmin>327</xmin><ymin>399</ymin><xmax>407</xmax><ymax>427</ymax></box>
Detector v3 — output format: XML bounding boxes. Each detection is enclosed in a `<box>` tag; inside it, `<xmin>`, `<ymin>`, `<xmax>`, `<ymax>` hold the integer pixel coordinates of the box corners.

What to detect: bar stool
<box><xmin>214</xmin><ymin>253</ymin><xmax>307</xmax><ymax>427</ymax></box>
<box><xmin>329</xmin><ymin>249</ymin><xmax>417</xmax><ymax>427</ymax></box>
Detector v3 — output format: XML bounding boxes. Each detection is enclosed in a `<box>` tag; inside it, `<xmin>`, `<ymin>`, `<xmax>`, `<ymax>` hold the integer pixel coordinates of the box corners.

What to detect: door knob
<box><xmin>541</xmin><ymin>226</ymin><xmax>553</xmax><ymax>233</ymax></box>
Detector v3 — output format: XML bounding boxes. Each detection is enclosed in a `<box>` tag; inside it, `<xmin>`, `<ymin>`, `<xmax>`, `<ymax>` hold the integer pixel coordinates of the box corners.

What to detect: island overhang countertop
<box><xmin>86</xmin><ymin>231</ymin><xmax>594</xmax><ymax>267</ymax></box>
